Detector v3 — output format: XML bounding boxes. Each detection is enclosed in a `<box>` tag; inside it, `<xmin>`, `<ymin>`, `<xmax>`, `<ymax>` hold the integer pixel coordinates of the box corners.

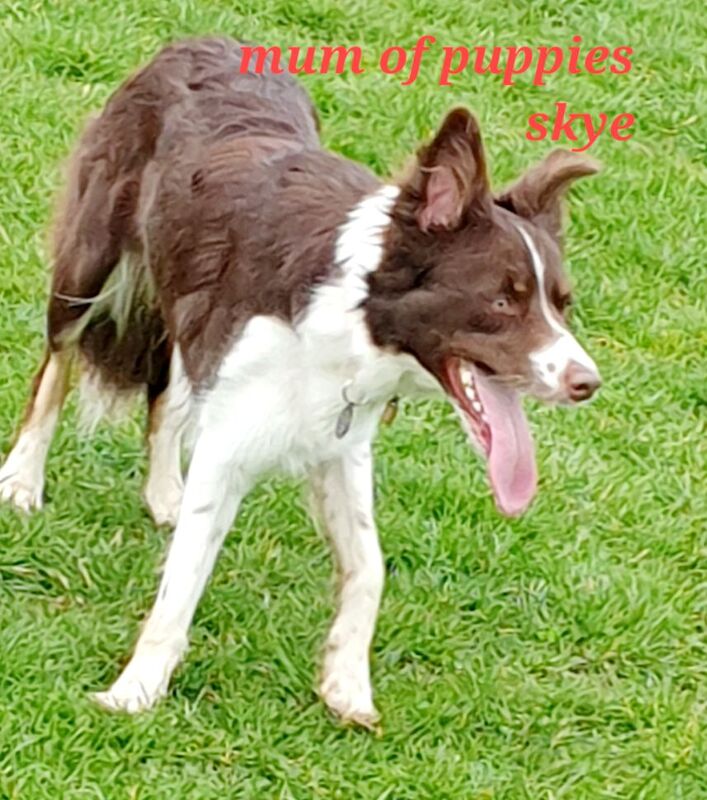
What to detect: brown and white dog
<box><xmin>0</xmin><ymin>37</ymin><xmax>601</xmax><ymax>727</ymax></box>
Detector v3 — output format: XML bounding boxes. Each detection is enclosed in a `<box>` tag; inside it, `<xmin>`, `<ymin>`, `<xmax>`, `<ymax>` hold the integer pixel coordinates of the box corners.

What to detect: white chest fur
<box><xmin>193</xmin><ymin>185</ymin><xmax>436</xmax><ymax>479</ymax></box>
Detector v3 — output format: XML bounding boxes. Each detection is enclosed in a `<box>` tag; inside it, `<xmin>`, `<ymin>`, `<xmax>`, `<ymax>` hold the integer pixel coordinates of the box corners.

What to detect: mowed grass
<box><xmin>0</xmin><ymin>0</ymin><xmax>705</xmax><ymax>797</ymax></box>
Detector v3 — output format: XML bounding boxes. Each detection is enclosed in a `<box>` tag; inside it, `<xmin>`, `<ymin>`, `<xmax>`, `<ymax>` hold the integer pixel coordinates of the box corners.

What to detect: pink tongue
<box><xmin>473</xmin><ymin>368</ymin><xmax>537</xmax><ymax>517</ymax></box>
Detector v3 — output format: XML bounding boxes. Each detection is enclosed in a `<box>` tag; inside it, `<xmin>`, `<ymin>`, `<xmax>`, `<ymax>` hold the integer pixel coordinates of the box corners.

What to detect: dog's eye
<box><xmin>492</xmin><ymin>296</ymin><xmax>515</xmax><ymax>314</ymax></box>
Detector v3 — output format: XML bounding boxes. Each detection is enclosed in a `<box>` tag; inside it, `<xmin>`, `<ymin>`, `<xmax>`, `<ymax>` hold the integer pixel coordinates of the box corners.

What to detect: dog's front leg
<box><xmin>309</xmin><ymin>444</ymin><xmax>384</xmax><ymax>729</ymax></box>
<box><xmin>95</xmin><ymin>432</ymin><xmax>250</xmax><ymax>713</ymax></box>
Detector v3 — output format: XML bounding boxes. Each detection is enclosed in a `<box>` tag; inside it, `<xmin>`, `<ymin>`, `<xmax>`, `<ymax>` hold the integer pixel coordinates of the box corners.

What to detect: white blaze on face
<box><xmin>513</xmin><ymin>223</ymin><xmax>599</xmax><ymax>397</ymax></box>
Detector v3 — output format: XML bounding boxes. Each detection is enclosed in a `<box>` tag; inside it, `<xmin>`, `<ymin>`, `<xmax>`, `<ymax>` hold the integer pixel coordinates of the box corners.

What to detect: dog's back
<box><xmin>139</xmin><ymin>37</ymin><xmax>321</xmax><ymax>157</ymax></box>
<box><xmin>49</xmin><ymin>37</ymin><xmax>324</xmax><ymax>403</ymax></box>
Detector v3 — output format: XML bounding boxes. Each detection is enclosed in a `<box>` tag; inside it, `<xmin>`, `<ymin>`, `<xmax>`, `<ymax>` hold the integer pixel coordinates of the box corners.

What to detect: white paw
<box><xmin>0</xmin><ymin>463</ymin><xmax>44</xmax><ymax>512</ymax></box>
<box><xmin>144</xmin><ymin>478</ymin><xmax>183</xmax><ymax>527</ymax></box>
<box><xmin>320</xmin><ymin>658</ymin><xmax>380</xmax><ymax>729</ymax></box>
<box><xmin>93</xmin><ymin>650</ymin><xmax>176</xmax><ymax>714</ymax></box>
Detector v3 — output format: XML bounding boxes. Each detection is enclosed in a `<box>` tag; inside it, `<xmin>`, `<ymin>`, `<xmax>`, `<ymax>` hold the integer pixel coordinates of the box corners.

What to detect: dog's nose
<box><xmin>564</xmin><ymin>361</ymin><xmax>601</xmax><ymax>402</ymax></box>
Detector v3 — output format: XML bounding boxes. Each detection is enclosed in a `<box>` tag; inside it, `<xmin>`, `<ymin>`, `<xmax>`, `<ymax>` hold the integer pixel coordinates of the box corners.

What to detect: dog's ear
<box><xmin>497</xmin><ymin>150</ymin><xmax>599</xmax><ymax>240</ymax></box>
<box><xmin>407</xmin><ymin>108</ymin><xmax>492</xmax><ymax>232</ymax></box>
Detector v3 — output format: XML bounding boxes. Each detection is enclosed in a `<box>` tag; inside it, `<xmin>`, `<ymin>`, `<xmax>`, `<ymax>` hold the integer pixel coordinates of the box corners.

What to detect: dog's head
<box><xmin>365</xmin><ymin>108</ymin><xmax>601</xmax><ymax>517</ymax></box>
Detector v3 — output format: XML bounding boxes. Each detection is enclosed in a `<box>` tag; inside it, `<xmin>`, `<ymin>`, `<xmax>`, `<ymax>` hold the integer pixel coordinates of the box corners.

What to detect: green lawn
<box><xmin>1</xmin><ymin>1</ymin><xmax>705</xmax><ymax>798</ymax></box>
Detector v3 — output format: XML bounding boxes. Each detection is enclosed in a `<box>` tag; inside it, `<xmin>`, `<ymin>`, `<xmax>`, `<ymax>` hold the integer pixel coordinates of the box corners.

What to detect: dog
<box><xmin>0</xmin><ymin>37</ymin><xmax>601</xmax><ymax>727</ymax></box>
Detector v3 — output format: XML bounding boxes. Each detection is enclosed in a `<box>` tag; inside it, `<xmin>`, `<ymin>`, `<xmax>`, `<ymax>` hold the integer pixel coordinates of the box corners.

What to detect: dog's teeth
<box><xmin>472</xmin><ymin>400</ymin><xmax>482</xmax><ymax>413</ymax></box>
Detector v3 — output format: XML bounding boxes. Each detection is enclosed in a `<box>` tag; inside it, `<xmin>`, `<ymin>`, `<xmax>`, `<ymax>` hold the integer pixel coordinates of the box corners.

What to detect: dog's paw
<box><xmin>0</xmin><ymin>464</ymin><xmax>44</xmax><ymax>513</ymax></box>
<box><xmin>93</xmin><ymin>652</ymin><xmax>173</xmax><ymax>714</ymax></box>
<box><xmin>320</xmin><ymin>662</ymin><xmax>380</xmax><ymax>730</ymax></box>
<box><xmin>143</xmin><ymin>479</ymin><xmax>183</xmax><ymax>528</ymax></box>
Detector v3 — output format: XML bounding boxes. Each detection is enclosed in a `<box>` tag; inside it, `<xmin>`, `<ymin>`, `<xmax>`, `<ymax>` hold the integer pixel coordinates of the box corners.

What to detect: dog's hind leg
<box><xmin>1</xmin><ymin>116</ymin><xmax>140</xmax><ymax>512</ymax></box>
<box><xmin>0</xmin><ymin>194</ymin><xmax>123</xmax><ymax>512</ymax></box>
<box><xmin>309</xmin><ymin>444</ymin><xmax>384</xmax><ymax>729</ymax></box>
<box><xmin>1</xmin><ymin>186</ymin><xmax>127</xmax><ymax>511</ymax></box>
<box><xmin>143</xmin><ymin>349</ymin><xmax>193</xmax><ymax>527</ymax></box>
<box><xmin>0</xmin><ymin>348</ymin><xmax>71</xmax><ymax>511</ymax></box>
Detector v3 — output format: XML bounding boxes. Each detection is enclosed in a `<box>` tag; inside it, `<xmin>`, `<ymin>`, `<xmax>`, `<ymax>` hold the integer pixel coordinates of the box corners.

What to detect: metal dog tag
<box><xmin>381</xmin><ymin>397</ymin><xmax>399</xmax><ymax>426</ymax></box>
<box><xmin>335</xmin><ymin>402</ymin><xmax>354</xmax><ymax>439</ymax></box>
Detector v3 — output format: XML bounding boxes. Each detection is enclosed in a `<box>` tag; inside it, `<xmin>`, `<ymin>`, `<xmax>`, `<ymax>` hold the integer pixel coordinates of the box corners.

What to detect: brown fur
<box><xmin>141</xmin><ymin>136</ymin><xmax>377</xmax><ymax>383</ymax></box>
<box><xmin>47</xmin><ymin>36</ymin><xmax>376</xmax><ymax>391</ymax></box>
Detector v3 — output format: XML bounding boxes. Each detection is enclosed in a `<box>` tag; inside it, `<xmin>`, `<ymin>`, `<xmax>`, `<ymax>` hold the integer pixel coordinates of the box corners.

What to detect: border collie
<box><xmin>0</xmin><ymin>37</ymin><xmax>601</xmax><ymax>727</ymax></box>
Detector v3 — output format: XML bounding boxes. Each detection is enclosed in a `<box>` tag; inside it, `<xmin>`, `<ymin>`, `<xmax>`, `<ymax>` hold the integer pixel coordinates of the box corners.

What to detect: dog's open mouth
<box><xmin>444</xmin><ymin>358</ymin><xmax>537</xmax><ymax>517</ymax></box>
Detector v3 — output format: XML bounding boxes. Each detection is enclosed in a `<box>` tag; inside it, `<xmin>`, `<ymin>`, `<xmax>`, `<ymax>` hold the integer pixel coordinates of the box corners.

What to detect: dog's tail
<box><xmin>70</xmin><ymin>255</ymin><xmax>170</xmax><ymax>430</ymax></box>
<box><xmin>47</xmin><ymin>111</ymin><xmax>170</xmax><ymax>430</ymax></box>
<box><xmin>50</xmin><ymin>246</ymin><xmax>170</xmax><ymax>430</ymax></box>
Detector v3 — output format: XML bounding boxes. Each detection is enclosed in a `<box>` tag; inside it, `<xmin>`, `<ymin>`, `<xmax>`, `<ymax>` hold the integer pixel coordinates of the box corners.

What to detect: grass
<box><xmin>0</xmin><ymin>0</ymin><xmax>705</xmax><ymax>797</ymax></box>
